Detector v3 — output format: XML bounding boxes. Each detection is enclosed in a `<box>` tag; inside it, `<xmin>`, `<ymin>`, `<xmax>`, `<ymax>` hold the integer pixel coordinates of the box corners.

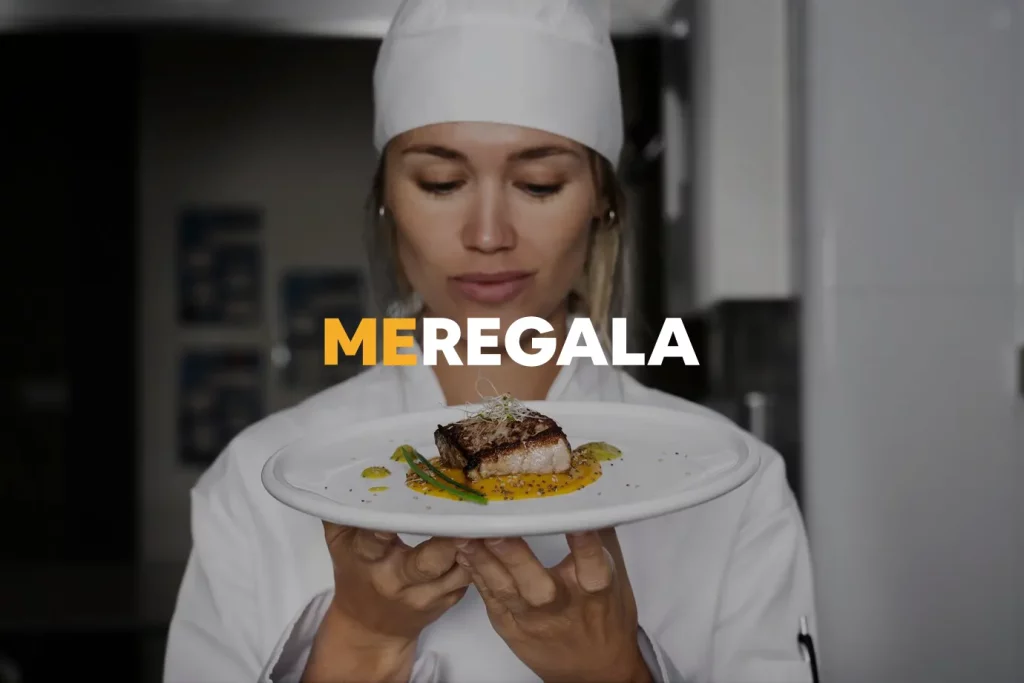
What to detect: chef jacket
<box><xmin>164</xmin><ymin>354</ymin><xmax>818</xmax><ymax>683</ymax></box>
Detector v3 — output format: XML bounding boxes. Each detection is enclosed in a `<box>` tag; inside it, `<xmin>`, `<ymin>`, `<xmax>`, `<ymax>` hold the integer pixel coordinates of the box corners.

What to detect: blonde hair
<box><xmin>365</xmin><ymin>150</ymin><xmax>629</xmax><ymax>345</ymax></box>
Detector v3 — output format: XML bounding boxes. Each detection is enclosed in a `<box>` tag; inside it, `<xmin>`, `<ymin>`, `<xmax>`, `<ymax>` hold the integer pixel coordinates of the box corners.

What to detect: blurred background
<box><xmin>0</xmin><ymin>0</ymin><xmax>1020</xmax><ymax>681</ymax></box>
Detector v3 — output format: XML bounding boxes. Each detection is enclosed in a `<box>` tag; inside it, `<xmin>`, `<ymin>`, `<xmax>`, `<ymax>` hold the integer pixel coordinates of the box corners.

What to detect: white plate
<box><xmin>262</xmin><ymin>401</ymin><xmax>760</xmax><ymax>538</ymax></box>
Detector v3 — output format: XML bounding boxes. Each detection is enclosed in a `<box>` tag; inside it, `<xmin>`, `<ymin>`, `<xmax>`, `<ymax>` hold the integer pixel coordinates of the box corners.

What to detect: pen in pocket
<box><xmin>797</xmin><ymin>616</ymin><xmax>820</xmax><ymax>683</ymax></box>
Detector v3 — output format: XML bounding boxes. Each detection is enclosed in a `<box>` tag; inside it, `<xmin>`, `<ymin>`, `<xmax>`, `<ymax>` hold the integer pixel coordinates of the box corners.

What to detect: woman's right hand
<box><xmin>302</xmin><ymin>522</ymin><xmax>472</xmax><ymax>683</ymax></box>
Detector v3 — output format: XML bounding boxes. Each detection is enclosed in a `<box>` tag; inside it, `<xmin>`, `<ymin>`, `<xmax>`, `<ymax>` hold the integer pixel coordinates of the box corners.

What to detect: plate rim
<box><xmin>261</xmin><ymin>400</ymin><xmax>761</xmax><ymax>537</ymax></box>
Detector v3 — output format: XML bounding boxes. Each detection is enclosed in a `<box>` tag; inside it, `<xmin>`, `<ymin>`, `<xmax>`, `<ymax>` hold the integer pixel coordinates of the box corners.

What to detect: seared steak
<box><xmin>434</xmin><ymin>409</ymin><xmax>572</xmax><ymax>480</ymax></box>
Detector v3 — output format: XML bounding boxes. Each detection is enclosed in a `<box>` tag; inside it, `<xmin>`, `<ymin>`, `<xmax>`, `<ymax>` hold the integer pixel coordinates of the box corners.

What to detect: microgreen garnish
<box><xmin>459</xmin><ymin>393</ymin><xmax>534</xmax><ymax>423</ymax></box>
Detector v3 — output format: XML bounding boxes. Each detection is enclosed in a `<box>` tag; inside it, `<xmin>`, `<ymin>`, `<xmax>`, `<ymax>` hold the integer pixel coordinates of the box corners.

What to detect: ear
<box><xmin>593</xmin><ymin>203</ymin><xmax>615</xmax><ymax>227</ymax></box>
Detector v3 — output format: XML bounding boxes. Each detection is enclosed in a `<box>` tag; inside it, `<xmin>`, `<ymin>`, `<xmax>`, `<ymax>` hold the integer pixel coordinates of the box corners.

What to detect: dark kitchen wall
<box><xmin>0</xmin><ymin>32</ymin><xmax>138</xmax><ymax>566</ymax></box>
<box><xmin>0</xmin><ymin>31</ymin><xmax>146</xmax><ymax>682</ymax></box>
<box><xmin>702</xmin><ymin>300</ymin><xmax>802</xmax><ymax>503</ymax></box>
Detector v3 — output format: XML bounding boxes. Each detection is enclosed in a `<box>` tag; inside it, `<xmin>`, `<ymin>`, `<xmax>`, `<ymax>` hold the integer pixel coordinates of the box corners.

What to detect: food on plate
<box><xmin>361</xmin><ymin>466</ymin><xmax>391</xmax><ymax>479</ymax></box>
<box><xmin>434</xmin><ymin>404</ymin><xmax>572</xmax><ymax>480</ymax></box>
<box><xmin>368</xmin><ymin>486</ymin><xmax>389</xmax><ymax>492</ymax></box>
<box><xmin>573</xmin><ymin>441</ymin><xmax>622</xmax><ymax>462</ymax></box>
<box><xmin>400</xmin><ymin>445</ymin><xmax>489</xmax><ymax>504</ymax></box>
<box><xmin>397</xmin><ymin>395</ymin><xmax>617</xmax><ymax>503</ymax></box>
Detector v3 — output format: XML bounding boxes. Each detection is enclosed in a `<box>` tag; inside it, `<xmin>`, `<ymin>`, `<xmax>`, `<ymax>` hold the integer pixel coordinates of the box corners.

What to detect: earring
<box><xmin>607</xmin><ymin>209</ymin><xmax>616</xmax><ymax>222</ymax></box>
<box><xmin>378</xmin><ymin>205</ymin><xmax>386</xmax><ymax>218</ymax></box>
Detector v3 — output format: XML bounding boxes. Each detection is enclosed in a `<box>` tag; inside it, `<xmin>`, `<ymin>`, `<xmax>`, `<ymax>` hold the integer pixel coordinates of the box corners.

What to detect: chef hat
<box><xmin>373</xmin><ymin>0</ymin><xmax>624</xmax><ymax>167</ymax></box>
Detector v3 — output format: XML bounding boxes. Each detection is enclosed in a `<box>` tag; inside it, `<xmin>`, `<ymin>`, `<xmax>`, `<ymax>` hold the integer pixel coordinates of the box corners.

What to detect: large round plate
<box><xmin>262</xmin><ymin>401</ymin><xmax>760</xmax><ymax>538</ymax></box>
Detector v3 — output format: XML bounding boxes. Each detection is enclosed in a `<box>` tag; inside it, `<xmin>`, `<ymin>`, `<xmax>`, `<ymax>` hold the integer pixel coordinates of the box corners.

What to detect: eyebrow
<box><xmin>511</xmin><ymin>146</ymin><xmax>580</xmax><ymax>161</ymax></box>
<box><xmin>400</xmin><ymin>144</ymin><xmax>580</xmax><ymax>162</ymax></box>
<box><xmin>401</xmin><ymin>145</ymin><xmax>464</xmax><ymax>160</ymax></box>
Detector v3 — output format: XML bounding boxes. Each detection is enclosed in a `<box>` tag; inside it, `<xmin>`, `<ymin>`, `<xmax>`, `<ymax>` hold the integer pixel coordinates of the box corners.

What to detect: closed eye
<box><xmin>418</xmin><ymin>180</ymin><xmax>465</xmax><ymax>195</ymax></box>
<box><xmin>520</xmin><ymin>183</ymin><xmax>564</xmax><ymax>198</ymax></box>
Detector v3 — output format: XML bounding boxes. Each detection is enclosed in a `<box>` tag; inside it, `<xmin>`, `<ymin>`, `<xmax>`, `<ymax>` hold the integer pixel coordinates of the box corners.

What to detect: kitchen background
<box><xmin>0</xmin><ymin>1</ymin><xmax>1020</xmax><ymax>682</ymax></box>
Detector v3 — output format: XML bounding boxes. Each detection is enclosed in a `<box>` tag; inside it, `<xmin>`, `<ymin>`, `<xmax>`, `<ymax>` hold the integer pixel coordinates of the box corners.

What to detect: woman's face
<box><xmin>384</xmin><ymin>122</ymin><xmax>601</xmax><ymax>338</ymax></box>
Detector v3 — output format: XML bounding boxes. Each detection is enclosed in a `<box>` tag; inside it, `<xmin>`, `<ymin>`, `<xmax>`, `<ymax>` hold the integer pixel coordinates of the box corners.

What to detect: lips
<box><xmin>450</xmin><ymin>271</ymin><xmax>534</xmax><ymax>305</ymax></box>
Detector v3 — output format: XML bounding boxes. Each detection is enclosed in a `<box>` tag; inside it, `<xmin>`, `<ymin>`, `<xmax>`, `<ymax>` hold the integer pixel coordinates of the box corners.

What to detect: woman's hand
<box><xmin>455</xmin><ymin>530</ymin><xmax>652</xmax><ymax>683</ymax></box>
<box><xmin>303</xmin><ymin>523</ymin><xmax>472</xmax><ymax>683</ymax></box>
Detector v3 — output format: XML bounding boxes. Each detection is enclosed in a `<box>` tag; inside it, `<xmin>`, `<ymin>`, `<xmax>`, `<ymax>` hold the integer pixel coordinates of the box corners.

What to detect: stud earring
<box><xmin>378</xmin><ymin>205</ymin><xmax>386</xmax><ymax>218</ymax></box>
<box><xmin>608</xmin><ymin>209</ymin><xmax>616</xmax><ymax>222</ymax></box>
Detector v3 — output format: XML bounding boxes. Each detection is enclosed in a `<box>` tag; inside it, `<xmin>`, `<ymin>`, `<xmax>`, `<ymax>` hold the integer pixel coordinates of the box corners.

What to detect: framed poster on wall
<box><xmin>280</xmin><ymin>269</ymin><xmax>366</xmax><ymax>396</ymax></box>
<box><xmin>177</xmin><ymin>206</ymin><xmax>263</xmax><ymax>325</ymax></box>
<box><xmin>178</xmin><ymin>349</ymin><xmax>264</xmax><ymax>466</ymax></box>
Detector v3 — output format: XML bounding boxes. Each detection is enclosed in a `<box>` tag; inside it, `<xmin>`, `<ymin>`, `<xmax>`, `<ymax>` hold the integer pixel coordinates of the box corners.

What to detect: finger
<box><xmin>456</xmin><ymin>540</ymin><xmax>526</xmax><ymax>613</ymax></box>
<box><xmin>459</xmin><ymin>556</ymin><xmax>507</xmax><ymax>615</ymax></box>
<box><xmin>323</xmin><ymin>524</ymin><xmax>395</xmax><ymax>564</ymax></box>
<box><xmin>597</xmin><ymin>528</ymin><xmax>624</xmax><ymax>561</ymax></box>
<box><xmin>351</xmin><ymin>529</ymin><xmax>398</xmax><ymax>562</ymax></box>
<box><xmin>464</xmin><ymin>565</ymin><xmax>503</xmax><ymax>616</ymax></box>
<box><xmin>483</xmin><ymin>538</ymin><xmax>559</xmax><ymax>608</ymax></box>
<box><xmin>396</xmin><ymin>537</ymin><xmax>459</xmax><ymax>584</ymax></box>
<box><xmin>597</xmin><ymin>527</ymin><xmax>636</xmax><ymax>600</ymax></box>
<box><xmin>566</xmin><ymin>531</ymin><xmax>615</xmax><ymax>594</ymax></box>
<box><xmin>401</xmin><ymin>564</ymin><xmax>473</xmax><ymax>612</ymax></box>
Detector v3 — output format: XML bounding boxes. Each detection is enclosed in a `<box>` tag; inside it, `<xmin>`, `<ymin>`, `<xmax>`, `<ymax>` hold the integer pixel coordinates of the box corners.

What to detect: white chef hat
<box><xmin>373</xmin><ymin>0</ymin><xmax>624</xmax><ymax>167</ymax></box>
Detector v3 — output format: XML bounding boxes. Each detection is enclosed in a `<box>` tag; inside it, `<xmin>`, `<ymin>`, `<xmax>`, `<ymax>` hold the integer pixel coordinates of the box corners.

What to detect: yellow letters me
<box><xmin>324</xmin><ymin>318</ymin><xmax>376</xmax><ymax>365</ymax></box>
<box><xmin>382</xmin><ymin>318</ymin><xmax>416</xmax><ymax>366</ymax></box>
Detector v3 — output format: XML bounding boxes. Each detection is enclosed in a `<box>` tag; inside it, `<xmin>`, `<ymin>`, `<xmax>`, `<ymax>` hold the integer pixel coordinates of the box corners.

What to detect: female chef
<box><xmin>164</xmin><ymin>1</ymin><xmax>818</xmax><ymax>682</ymax></box>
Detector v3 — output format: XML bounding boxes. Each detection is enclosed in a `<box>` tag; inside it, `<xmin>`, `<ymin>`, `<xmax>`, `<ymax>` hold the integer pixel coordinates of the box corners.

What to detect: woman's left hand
<box><xmin>455</xmin><ymin>530</ymin><xmax>652</xmax><ymax>683</ymax></box>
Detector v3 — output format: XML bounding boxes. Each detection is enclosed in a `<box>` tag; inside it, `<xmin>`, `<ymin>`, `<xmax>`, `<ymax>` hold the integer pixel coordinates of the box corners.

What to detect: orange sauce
<box><xmin>405</xmin><ymin>455</ymin><xmax>603</xmax><ymax>502</ymax></box>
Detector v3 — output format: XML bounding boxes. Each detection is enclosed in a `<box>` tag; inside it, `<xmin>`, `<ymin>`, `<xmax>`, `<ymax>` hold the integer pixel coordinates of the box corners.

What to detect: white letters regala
<box><xmin>417</xmin><ymin>317</ymin><xmax>700</xmax><ymax>367</ymax></box>
<box><xmin>422</xmin><ymin>317</ymin><xmax>462</xmax><ymax>365</ymax></box>
<box><xmin>505</xmin><ymin>317</ymin><xmax>557</xmax><ymax>367</ymax></box>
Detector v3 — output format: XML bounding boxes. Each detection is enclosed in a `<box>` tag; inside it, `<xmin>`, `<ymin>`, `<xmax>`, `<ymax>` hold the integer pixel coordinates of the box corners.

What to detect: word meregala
<box><xmin>324</xmin><ymin>317</ymin><xmax>699</xmax><ymax>367</ymax></box>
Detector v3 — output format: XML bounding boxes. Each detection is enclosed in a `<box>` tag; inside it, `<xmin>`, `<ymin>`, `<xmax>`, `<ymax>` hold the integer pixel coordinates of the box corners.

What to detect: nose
<box><xmin>461</xmin><ymin>182</ymin><xmax>516</xmax><ymax>253</ymax></box>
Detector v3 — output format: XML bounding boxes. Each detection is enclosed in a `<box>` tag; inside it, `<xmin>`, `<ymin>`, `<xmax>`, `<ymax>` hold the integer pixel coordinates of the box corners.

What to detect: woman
<box><xmin>164</xmin><ymin>1</ymin><xmax>817</xmax><ymax>682</ymax></box>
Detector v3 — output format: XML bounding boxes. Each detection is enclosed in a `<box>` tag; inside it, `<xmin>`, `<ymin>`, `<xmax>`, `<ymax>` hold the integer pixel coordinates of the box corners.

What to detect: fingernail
<box><xmin>455</xmin><ymin>539</ymin><xmax>474</xmax><ymax>553</ymax></box>
<box><xmin>374</xmin><ymin>532</ymin><xmax>395</xmax><ymax>541</ymax></box>
<box><xmin>484</xmin><ymin>538</ymin><xmax>505</xmax><ymax>552</ymax></box>
<box><xmin>455</xmin><ymin>552</ymin><xmax>471</xmax><ymax>567</ymax></box>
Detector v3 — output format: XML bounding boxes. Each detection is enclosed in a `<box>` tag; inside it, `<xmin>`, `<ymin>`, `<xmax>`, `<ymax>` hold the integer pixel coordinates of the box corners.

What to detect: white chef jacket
<box><xmin>164</xmin><ymin>354</ymin><xmax>818</xmax><ymax>683</ymax></box>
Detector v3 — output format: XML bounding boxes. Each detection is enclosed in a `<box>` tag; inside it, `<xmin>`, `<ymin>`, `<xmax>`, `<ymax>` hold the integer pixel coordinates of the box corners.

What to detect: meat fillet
<box><xmin>434</xmin><ymin>410</ymin><xmax>572</xmax><ymax>480</ymax></box>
